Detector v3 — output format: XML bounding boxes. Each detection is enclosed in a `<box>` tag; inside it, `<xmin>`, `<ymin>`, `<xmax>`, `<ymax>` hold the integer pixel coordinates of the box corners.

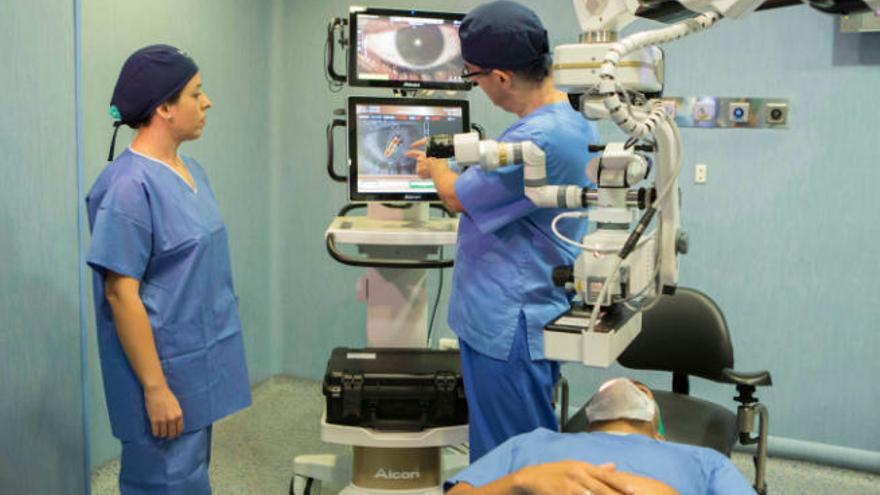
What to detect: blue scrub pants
<box><xmin>119</xmin><ymin>425</ymin><xmax>213</xmax><ymax>495</ymax></box>
<box><xmin>459</xmin><ymin>315</ymin><xmax>560</xmax><ymax>462</ymax></box>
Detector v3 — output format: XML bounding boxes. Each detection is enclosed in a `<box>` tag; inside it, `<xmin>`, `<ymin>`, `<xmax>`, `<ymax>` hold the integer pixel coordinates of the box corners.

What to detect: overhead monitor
<box><xmin>349</xmin><ymin>7</ymin><xmax>470</xmax><ymax>91</ymax></box>
<box><xmin>348</xmin><ymin>97</ymin><xmax>470</xmax><ymax>202</ymax></box>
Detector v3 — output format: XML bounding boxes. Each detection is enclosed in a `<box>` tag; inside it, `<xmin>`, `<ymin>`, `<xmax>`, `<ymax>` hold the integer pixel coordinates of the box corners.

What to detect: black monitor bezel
<box><xmin>347</xmin><ymin>7</ymin><xmax>471</xmax><ymax>91</ymax></box>
<box><xmin>348</xmin><ymin>96</ymin><xmax>470</xmax><ymax>203</ymax></box>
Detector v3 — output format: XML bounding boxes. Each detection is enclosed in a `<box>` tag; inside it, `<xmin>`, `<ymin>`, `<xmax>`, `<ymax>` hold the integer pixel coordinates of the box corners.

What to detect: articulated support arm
<box><xmin>426</xmin><ymin>132</ymin><xmax>585</xmax><ymax>209</ymax></box>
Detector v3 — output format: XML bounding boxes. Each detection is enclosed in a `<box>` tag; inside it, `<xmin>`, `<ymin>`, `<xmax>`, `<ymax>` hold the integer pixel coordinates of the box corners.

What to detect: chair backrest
<box><xmin>618</xmin><ymin>287</ymin><xmax>734</xmax><ymax>385</ymax></box>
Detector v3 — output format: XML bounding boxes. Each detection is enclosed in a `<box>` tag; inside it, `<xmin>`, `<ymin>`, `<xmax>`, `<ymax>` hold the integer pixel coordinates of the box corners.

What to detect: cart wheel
<box><xmin>290</xmin><ymin>475</ymin><xmax>318</xmax><ymax>495</ymax></box>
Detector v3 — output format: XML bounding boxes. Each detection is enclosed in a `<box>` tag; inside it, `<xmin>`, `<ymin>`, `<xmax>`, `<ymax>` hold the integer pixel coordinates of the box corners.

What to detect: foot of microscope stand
<box><xmin>290</xmin><ymin>475</ymin><xmax>321</xmax><ymax>495</ymax></box>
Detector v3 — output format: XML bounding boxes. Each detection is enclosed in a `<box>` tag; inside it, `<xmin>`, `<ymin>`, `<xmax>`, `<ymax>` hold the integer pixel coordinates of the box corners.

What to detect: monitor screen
<box><xmin>348</xmin><ymin>97</ymin><xmax>470</xmax><ymax>202</ymax></box>
<box><xmin>349</xmin><ymin>8</ymin><xmax>470</xmax><ymax>90</ymax></box>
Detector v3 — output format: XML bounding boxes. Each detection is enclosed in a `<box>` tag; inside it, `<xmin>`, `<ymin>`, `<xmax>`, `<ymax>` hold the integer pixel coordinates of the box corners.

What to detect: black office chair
<box><xmin>562</xmin><ymin>288</ymin><xmax>773</xmax><ymax>494</ymax></box>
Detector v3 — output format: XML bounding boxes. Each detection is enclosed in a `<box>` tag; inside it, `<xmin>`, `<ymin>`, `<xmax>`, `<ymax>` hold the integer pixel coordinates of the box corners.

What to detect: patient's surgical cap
<box><xmin>459</xmin><ymin>0</ymin><xmax>550</xmax><ymax>70</ymax></box>
<box><xmin>585</xmin><ymin>378</ymin><xmax>657</xmax><ymax>423</ymax></box>
<box><xmin>106</xmin><ymin>44</ymin><xmax>199</xmax><ymax>160</ymax></box>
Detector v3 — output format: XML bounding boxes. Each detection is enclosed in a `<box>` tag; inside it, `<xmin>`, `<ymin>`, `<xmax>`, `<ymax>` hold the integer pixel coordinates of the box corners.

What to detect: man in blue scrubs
<box><xmin>86</xmin><ymin>45</ymin><xmax>251</xmax><ymax>494</ymax></box>
<box><xmin>445</xmin><ymin>379</ymin><xmax>755</xmax><ymax>495</ymax></box>
<box><xmin>407</xmin><ymin>0</ymin><xmax>598</xmax><ymax>461</ymax></box>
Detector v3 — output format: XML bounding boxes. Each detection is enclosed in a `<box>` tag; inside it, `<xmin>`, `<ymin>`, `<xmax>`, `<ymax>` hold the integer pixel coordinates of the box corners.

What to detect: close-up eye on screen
<box><xmin>356</xmin><ymin>14</ymin><xmax>465</xmax><ymax>84</ymax></box>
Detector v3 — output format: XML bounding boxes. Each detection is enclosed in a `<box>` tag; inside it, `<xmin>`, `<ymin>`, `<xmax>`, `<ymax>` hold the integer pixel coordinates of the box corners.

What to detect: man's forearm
<box><xmin>429</xmin><ymin>161</ymin><xmax>464</xmax><ymax>212</ymax></box>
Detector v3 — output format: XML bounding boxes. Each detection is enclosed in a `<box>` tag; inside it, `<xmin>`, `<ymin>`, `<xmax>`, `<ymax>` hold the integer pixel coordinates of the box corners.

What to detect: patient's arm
<box><xmin>446</xmin><ymin>460</ymin><xmax>680</xmax><ymax>495</ymax></box>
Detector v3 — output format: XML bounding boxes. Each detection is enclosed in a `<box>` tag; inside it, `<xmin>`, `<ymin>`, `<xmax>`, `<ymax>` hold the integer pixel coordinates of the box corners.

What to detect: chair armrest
<box><xmin>722</xmin><ymin>368</ymin><xmax>772</xmax><ymax>387</ymax></box>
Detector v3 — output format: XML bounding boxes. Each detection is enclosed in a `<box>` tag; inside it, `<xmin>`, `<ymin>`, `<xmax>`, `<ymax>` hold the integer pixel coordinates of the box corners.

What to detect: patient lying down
<box><xmin>445</xmin><ymin>378</ymin><xmax>755</xmax><ymax>495</ymax></box>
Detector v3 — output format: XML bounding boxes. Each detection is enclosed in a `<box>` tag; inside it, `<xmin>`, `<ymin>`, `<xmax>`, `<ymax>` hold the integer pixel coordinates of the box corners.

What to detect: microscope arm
<box><xmin>573</xmin><ymin>0</ymin><xmax>879</xmax><ymax>34</ymax></box>
<box><xmin>426</xmin><ymin>133</ymin><xmax>585</xmax><ymax>209</ymax></box>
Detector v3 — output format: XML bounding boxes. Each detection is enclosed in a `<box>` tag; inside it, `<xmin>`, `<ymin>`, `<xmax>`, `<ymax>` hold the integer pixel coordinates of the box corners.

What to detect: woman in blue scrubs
<box><xmin>85</xmin><ymin>45</ymin><xmax>251</xmax><ymax>494</ymax></box>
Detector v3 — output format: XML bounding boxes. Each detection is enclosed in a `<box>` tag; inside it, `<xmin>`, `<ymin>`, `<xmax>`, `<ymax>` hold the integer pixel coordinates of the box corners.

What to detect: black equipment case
<box><xmin>323</xmin><ymin>347</ymin><xmax>468</xmax><ymax>431</ymax></box>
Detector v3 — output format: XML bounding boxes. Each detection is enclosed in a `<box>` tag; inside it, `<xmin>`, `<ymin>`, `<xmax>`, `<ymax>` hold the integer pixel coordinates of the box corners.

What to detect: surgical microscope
<box><xmin>427</xmin><ymin>0</ymin><xmax>878</xmax><ymax>368</ymax></box>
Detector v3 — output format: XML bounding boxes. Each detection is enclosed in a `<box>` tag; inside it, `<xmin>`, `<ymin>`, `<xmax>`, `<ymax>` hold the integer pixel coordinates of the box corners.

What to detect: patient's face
<box><xmin>633</xmin><ymin>383</ymin><xmax>664</xmax><ymax>440</ymax></box>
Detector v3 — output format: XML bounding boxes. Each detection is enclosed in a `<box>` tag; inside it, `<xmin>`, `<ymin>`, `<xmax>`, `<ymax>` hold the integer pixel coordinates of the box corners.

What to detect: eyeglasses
<box><xmin>461</xmin><ymin>68</ymin><xmax>492</xmax><ymax>80</ymax></box>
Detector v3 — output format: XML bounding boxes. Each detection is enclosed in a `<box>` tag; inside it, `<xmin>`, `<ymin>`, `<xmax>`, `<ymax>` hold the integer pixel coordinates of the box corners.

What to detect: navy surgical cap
<box><xmin>107</xmin><ymin>44</ymin><xmax>199</xmax><ymax>160</ymax></box>
<box><xmin>459</xmin><ymin>0</ymin><xmax>550</xmax><ymax>71</ymax></box>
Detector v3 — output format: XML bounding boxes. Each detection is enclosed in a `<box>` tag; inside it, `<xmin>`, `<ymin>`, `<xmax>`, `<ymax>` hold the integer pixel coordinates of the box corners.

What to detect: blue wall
<box><xmin>0</xmin><ymin>0</ymin><xmax>87</xmax><ymax>492</ymax></box>
<box><xmin>2</xmin><ymin>2</ymin><xmax>878</xmax><ymax>491</ymax></box>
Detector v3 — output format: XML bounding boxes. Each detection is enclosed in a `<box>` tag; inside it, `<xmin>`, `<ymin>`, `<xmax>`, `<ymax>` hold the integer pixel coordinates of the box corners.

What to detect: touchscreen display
<box><xmin>350</xmin><ymin>99</ymin><xmax>468</xmax><ymax>201</ymax></box>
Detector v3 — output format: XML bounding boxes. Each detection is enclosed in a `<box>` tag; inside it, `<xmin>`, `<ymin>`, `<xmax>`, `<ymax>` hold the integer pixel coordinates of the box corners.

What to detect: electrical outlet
<box><xmin>691</xmin><ymin>97</ymin><xmax>718</xmax><ymax>125</ymax></box>
<box><xmin>695</xmin><ymin>164</ymin><xmax>708</xmax><ymax>184</ymax></box>
<box><xmin>693</xmin><ymin>102</ymin><xmax>715</xmax><ymax>122</ymax></box>
<box><xmin>766</xmin><ymin>103</ymin><xmax>788</xmax><ymax>125</ymax></box>
<box><xmin>729</xmin><ymin>102</ymin><xmax>750</xmax><ymax>123</ymax></box>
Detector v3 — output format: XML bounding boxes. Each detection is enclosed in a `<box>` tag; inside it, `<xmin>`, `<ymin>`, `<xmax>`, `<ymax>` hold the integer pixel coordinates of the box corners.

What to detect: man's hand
<box><xmin>406</xmin><ymin>138</ymin><xmax>464</xmax><ymax>212</ymax></box>
<box><xmin>512</xmin><ymin>461</ymin><xmax>635</xmax><ymax>495</ymax></box>
<box><xmin>405</xmin><ymin>137</ymin><xmax>441</xmax><ymax>179</ymax></box>
<box><xmin>417</xmin><ymin>156</ymin><xmax>449</xmax><ymax>179</ymax></box>
<box><xmin>404</xmin><ymin>147</ymin><xmax>431</xmax><ymax>179</ymax></box>
<box><xmin>404</xmin><ymin>137</ymin><xmax>464</xmax><ymax>212</ymax></box>
<box><xmin>144</xmin><ymin>384</ymin><xmax>184</xmax><ymax>439</ymax></box>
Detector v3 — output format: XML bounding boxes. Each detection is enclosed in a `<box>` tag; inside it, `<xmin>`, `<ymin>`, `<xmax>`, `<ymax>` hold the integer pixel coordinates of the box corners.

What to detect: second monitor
<box><xmin>348</xmin><ymin>97</ymin><xmax>470</xmax><ymax>203</ymax></box>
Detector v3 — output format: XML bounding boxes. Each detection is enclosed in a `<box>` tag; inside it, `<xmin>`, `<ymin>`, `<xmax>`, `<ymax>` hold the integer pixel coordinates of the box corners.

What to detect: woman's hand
<box><xmin>144</xmin><ymin>384</ymin><xmax>184</xmax><ymax>439</ymax></box>
<box><xmin>104</xmin><ymin>271</ymin><xmax>184</xmax><ymax>440</ymax></box>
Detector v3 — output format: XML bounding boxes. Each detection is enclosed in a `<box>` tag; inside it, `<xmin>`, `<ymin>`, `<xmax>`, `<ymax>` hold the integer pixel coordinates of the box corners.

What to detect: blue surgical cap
<box><xmin>459</xmin><ymin>1</ymin><xmax>550</xmax><ymax>70</ymax></box>
<box><xmin>107</xmin><ymin>44</ymin><xmax>198</xmax><ymax>160</ymax></box>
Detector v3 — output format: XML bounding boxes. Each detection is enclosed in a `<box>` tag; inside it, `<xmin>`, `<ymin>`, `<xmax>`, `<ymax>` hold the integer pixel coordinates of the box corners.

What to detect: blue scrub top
<box><xmin>86</xmin><ymin>148</ymin><xmax>252</xmax><ymax>441</ymax></box>
<box><xmin>447</xmin><ymin>428</ymin><xmax>756</xmax><ymax>495</ymax></box>
<box><xmin>450</xmin><ymin>101</ymin><xmax>597</xmax><ymax>360</ymax></box>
